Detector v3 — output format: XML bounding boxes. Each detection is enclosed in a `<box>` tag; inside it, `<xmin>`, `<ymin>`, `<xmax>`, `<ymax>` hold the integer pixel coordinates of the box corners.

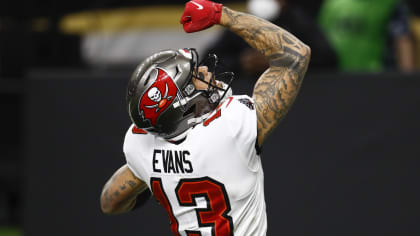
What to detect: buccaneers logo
<box><xmin>139</xmin><ymin>68</ymin><xmax>178</xmax><ymax>126</ymax></box>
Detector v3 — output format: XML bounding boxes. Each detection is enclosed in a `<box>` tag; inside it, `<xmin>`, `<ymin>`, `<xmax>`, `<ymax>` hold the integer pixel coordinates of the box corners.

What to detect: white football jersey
<box><xmin>124</xmin><ymin>95</ymin><xmax>267</xmax><ymax>236</ymax></box>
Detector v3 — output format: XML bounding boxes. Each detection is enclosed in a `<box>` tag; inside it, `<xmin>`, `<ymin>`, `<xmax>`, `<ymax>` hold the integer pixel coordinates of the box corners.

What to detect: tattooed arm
<box><xmin>220</xmin><ymin>7</ymin><xmax>311</xmax><ymax>147</ymax></box>
<box><xmin>100</xmin><ymin>164</ymin><xmax>150</xmax><ymax>214</ymax></box>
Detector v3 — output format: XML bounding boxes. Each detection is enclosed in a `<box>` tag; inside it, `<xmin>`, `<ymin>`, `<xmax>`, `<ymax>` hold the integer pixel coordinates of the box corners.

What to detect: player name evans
<box><xmin>152</xmin><ymin>149</ymin><xmax>193</xmax><ymax>174</ymax></box>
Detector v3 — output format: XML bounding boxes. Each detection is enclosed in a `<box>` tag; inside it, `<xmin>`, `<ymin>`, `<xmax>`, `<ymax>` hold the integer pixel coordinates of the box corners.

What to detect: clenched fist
<box><xmin>180</xmin><ymin>0</ymin><xmax>223</xmax><ymax>33</ymax></box>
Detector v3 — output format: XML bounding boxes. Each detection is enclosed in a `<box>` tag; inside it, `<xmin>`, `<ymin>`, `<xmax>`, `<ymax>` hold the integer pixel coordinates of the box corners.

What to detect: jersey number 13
<box><xmin>151</xmin><ymin>177</ymin><xmax>234</xmax><ymax>236</ymax></box>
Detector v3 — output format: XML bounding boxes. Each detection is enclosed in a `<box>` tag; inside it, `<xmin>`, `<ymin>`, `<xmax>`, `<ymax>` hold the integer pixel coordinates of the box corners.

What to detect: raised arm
<box><xmin>181</xmin><ymin>0</ymin><xmax>311</xmax><ymax>146</ymax></box>
<box><xmin>100</xmin><ymin>164</ymin><xmax>150</xmax><ymax>214</ymax></box>
<box><xmin>220</xmin><ymin>7</ymin><xmax>311</xmax><ymax>146</ymax></box>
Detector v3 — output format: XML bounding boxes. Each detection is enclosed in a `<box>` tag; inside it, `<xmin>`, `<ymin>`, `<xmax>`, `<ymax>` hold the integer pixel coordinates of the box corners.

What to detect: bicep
<box><xmin>252</xmin><ymin>65</ymin><xmax>304</xmax><ymax>146</ymax></box>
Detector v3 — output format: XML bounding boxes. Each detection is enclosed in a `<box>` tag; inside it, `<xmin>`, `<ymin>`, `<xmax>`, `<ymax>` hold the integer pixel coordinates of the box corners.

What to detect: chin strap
<box><xmin>208</xmin><ymin>80</ymin><xmax>233</xmax><ymax>104</ymax></box>
<box><xmin>218</xmin><ymin>80</ymin><xmax>233</xmax><ymax>103</ymax></box>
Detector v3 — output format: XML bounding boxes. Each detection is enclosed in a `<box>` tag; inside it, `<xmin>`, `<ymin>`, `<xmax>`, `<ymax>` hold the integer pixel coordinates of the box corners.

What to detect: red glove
<box><xmin>180</xmin><ymin>0</ymin><xmax>223</xmax><ymax>33</ymax></box>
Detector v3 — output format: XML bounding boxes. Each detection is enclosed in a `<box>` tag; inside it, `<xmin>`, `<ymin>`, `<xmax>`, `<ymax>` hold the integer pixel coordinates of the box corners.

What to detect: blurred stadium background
<box><xmin>1</xmin><ymin>0</ymin><xmax>420</xmax><ymax>235</ymax></box>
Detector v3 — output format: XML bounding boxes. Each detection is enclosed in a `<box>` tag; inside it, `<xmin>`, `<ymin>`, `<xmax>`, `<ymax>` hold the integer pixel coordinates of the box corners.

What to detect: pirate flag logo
<box><xmin>139</xmin><ymin>68</ymin><xmax>178</xmax><ymax>126</ymax></box>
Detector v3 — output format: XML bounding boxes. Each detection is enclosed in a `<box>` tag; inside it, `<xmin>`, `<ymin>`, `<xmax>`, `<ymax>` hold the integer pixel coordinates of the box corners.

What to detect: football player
<box><xmin>100</xmin><ymin>0</ymin><xmax>311</xmax><ymax>235</ymax></box>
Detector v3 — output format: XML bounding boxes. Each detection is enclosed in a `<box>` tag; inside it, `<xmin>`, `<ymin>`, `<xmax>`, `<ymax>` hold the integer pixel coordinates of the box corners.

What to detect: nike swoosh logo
<box><xmin>191</xmin><ymin>1</ymin><xmax>204</xmax><ymax>10</ymax></box>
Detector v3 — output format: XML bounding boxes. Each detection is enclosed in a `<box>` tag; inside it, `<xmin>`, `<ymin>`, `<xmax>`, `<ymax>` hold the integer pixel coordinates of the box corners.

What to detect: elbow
<box><xmin>101</xmin><ymin>206</ymin><xmax>113</xmax><ymax>215</ymax></box>
<box><xmin>100</xmin><ymin>194</ymin><xmax>119</xmax><ymax>215</ymax></box>
<box><xmin>306</xmin><ymin>44</ymin><xmax>311</xmax><ymax>57</ymax></box>
<box><xmin>100</xmin><ymin>198</ymin><xmax>114</xmax><ymax>215</ymax></box>
<box><xmin>302</xmin><ymin>43</ymin><xmax>312</xmax><ymax>66</ymax></box>
<box><xmin>297</xmin><ymin>43</ymin><xmax>311</xmax><ymax>73</ymax></box>
<box><xmin>269</xmin><ymin>42</ymin><xmax>311</xmax><ymax>69</ymax></box>
<box><xmin>101</xmin><ymin>207</ymin><xmax>115</xmax><ymax>215</ymax></box>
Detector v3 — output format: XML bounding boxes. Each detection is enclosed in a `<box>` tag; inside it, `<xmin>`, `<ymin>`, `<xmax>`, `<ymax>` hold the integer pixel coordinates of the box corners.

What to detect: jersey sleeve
<box><xmin>123</xmin><ymin>124</ymin><xmax>148</xmax><ymax>182</ymax></box>
<box><xmin>222</xmin><ymin>95</ymin><xmax>260</xmax><ymax>168</ymax></box>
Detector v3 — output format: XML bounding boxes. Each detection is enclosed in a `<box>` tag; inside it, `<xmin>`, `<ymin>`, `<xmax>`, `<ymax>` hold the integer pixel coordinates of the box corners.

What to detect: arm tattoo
<box><xmin>126</xmin><ymin>180</ymin><xmax>137</xmax><ymax>189</ymax></box>
<box><xmin>221</xmin><ymin>7</ymin><xmax>311</xmax><ymax>146</ymax></box>
<box><xmin>119</xmin><ymin>180</ymin><xmax>138</xmax><ymax>191</ymax></box>
<box><xmin>101</xmin><ymin>165</ymin><xmax>148</xmax><ymax>213</ymax></box>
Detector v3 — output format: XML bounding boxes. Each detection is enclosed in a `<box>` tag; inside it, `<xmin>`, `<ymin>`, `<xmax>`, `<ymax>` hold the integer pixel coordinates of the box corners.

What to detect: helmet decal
<box><xmin>139</xmin><ymin>68</ymin><xmax>178</xmax><ymax>126</ymax></box>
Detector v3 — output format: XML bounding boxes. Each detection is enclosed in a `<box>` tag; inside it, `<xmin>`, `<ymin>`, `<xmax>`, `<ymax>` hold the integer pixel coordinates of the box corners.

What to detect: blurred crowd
<box><xmin>1</xmin><ymin>0</ymin><xmax>420</xmax><ymax>78</ymax></box>
<box><xmin>205</xmin><ymin>0</ymin><xmax>420</xmax><ymax>79</ymax></box>
<box><xmin>1</xmin><ymin>0</ymin><xmax>420</xmax><ymax>230</ymax></box>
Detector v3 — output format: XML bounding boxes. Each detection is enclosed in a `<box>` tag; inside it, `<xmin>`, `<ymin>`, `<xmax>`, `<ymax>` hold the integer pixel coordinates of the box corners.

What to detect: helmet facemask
<box><xmin>187</xmin><ymin>52</ymin><xmax>234</xmax><ymax>107</ymax></box>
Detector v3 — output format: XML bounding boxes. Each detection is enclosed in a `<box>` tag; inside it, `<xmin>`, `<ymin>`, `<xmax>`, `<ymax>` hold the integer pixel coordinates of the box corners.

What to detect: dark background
<box><xmin>1</xmin><ymin>0</ymin><xmax>420</xmax><ymax>235</ymax></box>
<box><xmin>21</xmin><ymin>72</ymin><xmax>420</xmax><ymax>236</ymax></box>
